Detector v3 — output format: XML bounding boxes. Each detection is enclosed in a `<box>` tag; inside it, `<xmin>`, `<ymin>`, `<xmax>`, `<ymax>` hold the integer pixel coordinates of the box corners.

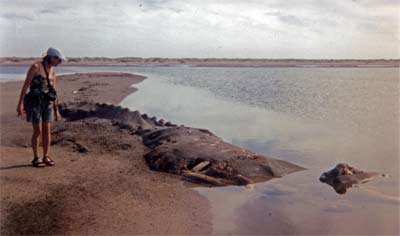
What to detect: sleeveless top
<box><xmin>29</xmin><ymin>61</ymin><xmax>54</xmax><ymax>94</ymax></box>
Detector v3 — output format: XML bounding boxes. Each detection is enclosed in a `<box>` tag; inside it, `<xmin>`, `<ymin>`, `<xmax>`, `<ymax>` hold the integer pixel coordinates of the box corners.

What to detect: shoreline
<box><xmin>1</xmin><ymin>57</ymin><xmax>399</xmax><ymax>68</ymax></box>
<box><xmin>0</xmin><ymin>72</ymin><xmax>212</xmax><ymax>235</ymax></box>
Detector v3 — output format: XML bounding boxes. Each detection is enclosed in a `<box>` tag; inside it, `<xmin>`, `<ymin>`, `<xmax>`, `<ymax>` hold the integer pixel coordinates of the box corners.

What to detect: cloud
<box><xmin>264</xmin><ymin>12</ymin><xmax>311</xmax><ymax>27</ymax></box>
<box><xmin>39</xmin><ymin>8</ymin><xmax>61</xmax><ymax>14</ymax></box>
<box><xmin>0</xmin><ymin>12</ymin><xmax>35</xmax><ymax>21</ymax></box>
<box><xmin>0</xmin><ymin>0</ymin><xmax>398</xmax><ymax>58</ymax></box>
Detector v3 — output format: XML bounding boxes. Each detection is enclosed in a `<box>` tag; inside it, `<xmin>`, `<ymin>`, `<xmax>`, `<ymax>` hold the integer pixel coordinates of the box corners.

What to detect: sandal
<box><xmin>32</xmin><ymin>156</ymin><xmax>46</xmax><ymax>167</ymax></box>
<box><xmin>43</xmin><ymin>156</ymin><xmax>55</xmax><ymax>166</ymax></box>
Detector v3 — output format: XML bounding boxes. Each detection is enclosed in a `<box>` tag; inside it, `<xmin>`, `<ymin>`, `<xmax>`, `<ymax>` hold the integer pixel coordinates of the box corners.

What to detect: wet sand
<box><xmin>0</xmin><ymin>72</ymin><xmax>212</xmax><ymax>235</ymax></box>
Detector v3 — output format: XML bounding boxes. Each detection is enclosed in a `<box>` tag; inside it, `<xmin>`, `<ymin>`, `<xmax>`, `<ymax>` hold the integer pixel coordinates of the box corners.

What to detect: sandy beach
<box><xmin>0</xmin><ymin>72</ymin><xmax>212</xmax><ymax>235</ymax></box>
<box><xmin>1</xmin><ymin>65</ymin><xmax>398</xmax><ymax>235</ymax></box>
<box><xmin>1</xmin><ymin>0</ymin><xmax>398</xmax><ymax>234</ymax></box>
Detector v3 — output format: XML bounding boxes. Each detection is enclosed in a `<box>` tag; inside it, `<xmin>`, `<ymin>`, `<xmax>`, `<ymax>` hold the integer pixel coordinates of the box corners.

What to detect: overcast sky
<box><xmin>0</xmin><ymin>0</ymin><xmax>399</xmax><ymax>58</ymax></box>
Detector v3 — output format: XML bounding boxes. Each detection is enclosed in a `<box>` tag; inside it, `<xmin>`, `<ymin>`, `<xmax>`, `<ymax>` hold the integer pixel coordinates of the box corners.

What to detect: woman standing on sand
<box><xmin>16</xmin><ymin>47</ymin><xmax>66</xmax><ymax>167</ymax></box>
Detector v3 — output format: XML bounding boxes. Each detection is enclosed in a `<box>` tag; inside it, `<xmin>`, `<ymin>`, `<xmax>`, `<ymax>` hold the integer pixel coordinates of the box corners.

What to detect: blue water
<box><xmin>1</xmin><ymin>65</ymin><xmax>399</xmax><ymax>234</ymax></box>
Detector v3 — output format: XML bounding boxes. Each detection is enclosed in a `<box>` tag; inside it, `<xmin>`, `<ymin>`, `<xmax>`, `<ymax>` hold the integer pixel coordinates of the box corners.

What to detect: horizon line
<box><xmin>1</xmin><ymin>56</ymin><xmax>399</xmax><ymax>61</ymax></box>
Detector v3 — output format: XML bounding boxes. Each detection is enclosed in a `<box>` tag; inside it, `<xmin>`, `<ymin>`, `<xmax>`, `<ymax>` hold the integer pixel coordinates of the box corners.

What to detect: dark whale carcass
<box><xmin>59</xmin><ymin>101</ymin><xmax>306</xmax><ymax>186</ymax></box>
<box><xmin>143</xmin><ymin>126</ymin><xmax>305</xmax><ymax>186</ymax></box>
<box><xmin>319</xmin><ymin>163</ymin><xmax>380</xmax><ymax>194</ymax></box>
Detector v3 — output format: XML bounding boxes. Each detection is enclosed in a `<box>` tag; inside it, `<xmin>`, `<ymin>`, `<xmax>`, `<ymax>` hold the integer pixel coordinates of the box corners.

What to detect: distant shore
<box><xmin>1</xmin><ymin>57</ymin><xmax>399</xmax><ymax>67</ymax></box>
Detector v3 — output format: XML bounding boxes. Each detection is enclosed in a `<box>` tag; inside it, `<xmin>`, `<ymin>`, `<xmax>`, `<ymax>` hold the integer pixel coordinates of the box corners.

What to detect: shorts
<box><xmin>25</xmin><ymin>99</ymin><xmax>54</xmax><ymax>124</ymax></box>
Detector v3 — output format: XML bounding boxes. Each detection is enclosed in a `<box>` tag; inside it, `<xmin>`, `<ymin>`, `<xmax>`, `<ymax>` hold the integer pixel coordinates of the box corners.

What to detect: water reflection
<box><xmin>119</xmin><ymin>69</ymin><xmax>398</xmax><ymax>235</ymax></box>
<box><xmin>320</xmin><ymin>177</ymin><xmax>355</xmax><ymax>195</ymax></box>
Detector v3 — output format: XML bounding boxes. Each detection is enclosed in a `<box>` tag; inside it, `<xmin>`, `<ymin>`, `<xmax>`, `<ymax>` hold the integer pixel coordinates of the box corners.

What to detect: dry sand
<box><xmin>0</xmin><ymin>72</ymin><xmax>212</xmax><ymax>235</ymax></box>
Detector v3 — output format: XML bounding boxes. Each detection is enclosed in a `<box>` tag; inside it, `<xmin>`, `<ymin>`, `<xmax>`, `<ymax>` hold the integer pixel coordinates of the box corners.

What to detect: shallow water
<box><xmin>2</xmin><ymin>66</ymin><xmax>399</xmax><ymax>234</ymax></box>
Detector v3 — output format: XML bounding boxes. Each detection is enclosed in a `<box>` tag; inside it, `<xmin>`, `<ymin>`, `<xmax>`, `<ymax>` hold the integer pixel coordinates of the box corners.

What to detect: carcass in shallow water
<box><xmin>143</xmin><ymin>126</ymin><xmax>306</xmax><ymax>186</ymax></box>
<box><xmin>59</xmin><ymin>101</ymin><xmax>306</xmax><ymax>186</ymax></box>
<box><xmin>319</xmin><ymin>163</ymin><xmax>379</xmax><ymax>194</ymax></box>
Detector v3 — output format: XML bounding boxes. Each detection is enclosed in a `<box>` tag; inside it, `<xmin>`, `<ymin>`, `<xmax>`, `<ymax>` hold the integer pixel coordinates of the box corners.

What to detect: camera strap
<box><xmin>42</xmin><ymin>61</ymin><xmax>52</xmax><ymax>91</ymax></box>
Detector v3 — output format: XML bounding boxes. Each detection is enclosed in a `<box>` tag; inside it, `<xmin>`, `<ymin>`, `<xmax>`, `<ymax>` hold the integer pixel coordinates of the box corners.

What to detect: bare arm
<box><xmin>17</xmin><ymin>64</ymin><xmax>38</xmax><ymax>116</ymax></box>
<box><xmin>51</xmin><ymin>70</ymin><xmax>57</xmax><ymax>88</ymax></box>
<box><xmin>51</xmin><ymin>70</ymin><xmax>62</xmax><ymax>120</ymax></box>
<box><xmin>51</xmin><ymin>71</ymin><xmax>58</xmax><ymax>103</ymax></box>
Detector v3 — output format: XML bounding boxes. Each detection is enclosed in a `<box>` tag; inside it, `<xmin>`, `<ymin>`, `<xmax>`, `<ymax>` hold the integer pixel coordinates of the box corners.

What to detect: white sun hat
<box><xmin>43</xmin><ymin>47</ymin><xmax>67</xmax><ymax>62</ymax></box>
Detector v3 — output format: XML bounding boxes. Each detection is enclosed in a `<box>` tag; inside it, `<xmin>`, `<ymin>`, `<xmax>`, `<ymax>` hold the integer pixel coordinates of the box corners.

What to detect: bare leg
<box><xmin>32</xmin><ymin>123</ymin><xmax>42</xmax><ymax>157</ymax></box>
<box><xmin>42</xmin><ymin>121</ymin><xmax>51</xmax><ymax>157</ymax></box>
